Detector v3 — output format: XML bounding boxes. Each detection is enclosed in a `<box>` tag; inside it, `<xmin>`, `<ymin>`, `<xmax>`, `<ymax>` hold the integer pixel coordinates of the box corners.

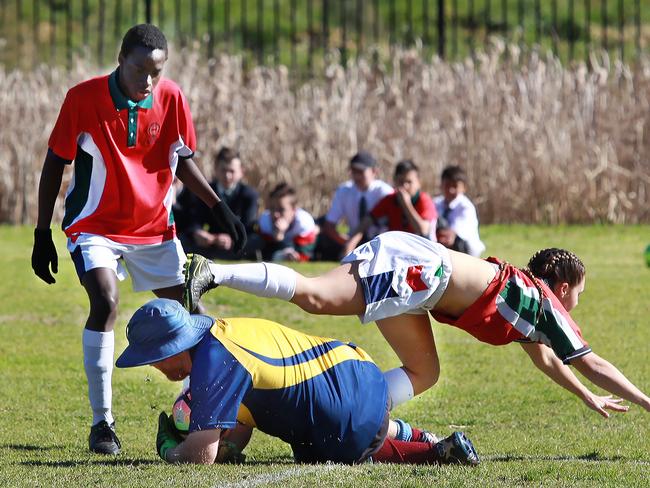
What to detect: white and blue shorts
<box><xmin>67</xmin><ymin>233</ymin><xmax>186</xmax><ymax>292</ymax></box>
<box><xmin>341</xmin><ymin>231</ymin><xmax>452</xmax><ymax>324</ymax></box>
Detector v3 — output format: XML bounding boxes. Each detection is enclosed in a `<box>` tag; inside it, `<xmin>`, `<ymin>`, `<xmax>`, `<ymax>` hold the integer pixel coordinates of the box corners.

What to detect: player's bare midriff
<box><xmin>434</xmin><ymin>250</ymin><xmax>497</xmax><ymax>319</ymax></box>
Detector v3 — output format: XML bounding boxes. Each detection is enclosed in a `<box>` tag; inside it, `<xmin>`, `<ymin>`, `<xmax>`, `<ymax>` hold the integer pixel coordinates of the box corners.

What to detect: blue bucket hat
<box><xmin>116</xmin><ymin>298</ymin><xmax>214</xmax><ymax>368</ymax></box>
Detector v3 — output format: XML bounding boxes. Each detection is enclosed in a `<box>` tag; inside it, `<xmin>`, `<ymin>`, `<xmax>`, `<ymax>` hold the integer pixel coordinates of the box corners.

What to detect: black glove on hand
<box><xmin>32</xmin><ymin>228</ymin><xmax>58</xmax><ymax>284</ymax></box>
<box><xmin>211</xmin><ymin>200</ymin><xmax>247</xmax><ymax>255</ymax></box>
<box><xmin>156</xmin><ymin>411</ymin><xmax>183</xmax><ymax>461</ymax></box>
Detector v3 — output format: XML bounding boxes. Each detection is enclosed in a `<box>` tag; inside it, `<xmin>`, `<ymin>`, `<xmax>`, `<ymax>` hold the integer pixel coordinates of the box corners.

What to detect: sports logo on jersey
<box><xmin>146</xmin><ymin>122</ymin><xmax>161</xmax><ymax>145</ymax></box>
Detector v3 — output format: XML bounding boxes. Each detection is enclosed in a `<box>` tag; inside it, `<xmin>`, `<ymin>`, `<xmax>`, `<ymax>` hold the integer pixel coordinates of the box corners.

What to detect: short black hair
<box><xmin>441</xmin><ymin>165</ymin><xmax>466</xmax><ymax>183</ymax></box>
<box><xmin>120</xmin><ymin>24</ymin><xmax>168</xmax><ymax>58</ymax></box>
<box><xmin>394</xmin><ymin>159</ymin><xmax>418</xmax><ymax>178</ymax></box>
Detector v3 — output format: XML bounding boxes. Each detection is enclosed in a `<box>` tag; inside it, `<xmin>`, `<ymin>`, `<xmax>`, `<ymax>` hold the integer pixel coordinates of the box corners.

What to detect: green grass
<box><xmin>1</xmin><ymin>225</ymin><xmax>649</xmax><ymax>487</ymax></box>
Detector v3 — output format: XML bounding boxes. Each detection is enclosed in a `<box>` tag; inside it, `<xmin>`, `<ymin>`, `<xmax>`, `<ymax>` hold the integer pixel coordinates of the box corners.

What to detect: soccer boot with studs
<box><xmin>89</xmin><ymin>420</ymin><xmax>121</xmax><ymax>455</ymax></box>
<box><xmin>183</xmin><ymin>253</ymin><xmax>218</xmax><ymax>313</ymax></box>
<box><xmin>432</xmin><ymin>431</ymin><xmax>480</xmax><ymax>466</ymax></box>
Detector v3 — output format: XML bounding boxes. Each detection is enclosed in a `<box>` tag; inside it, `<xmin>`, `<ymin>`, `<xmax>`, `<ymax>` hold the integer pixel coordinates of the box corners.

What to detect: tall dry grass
<box><xmin>2</xmin><ymin>41</ymin><xmax>649</xmax><ymax>225</ymax></box>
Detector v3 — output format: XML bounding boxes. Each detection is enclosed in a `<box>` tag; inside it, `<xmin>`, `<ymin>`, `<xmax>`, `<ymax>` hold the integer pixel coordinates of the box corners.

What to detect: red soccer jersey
<box><xmin>48</xmin><ymin>70</ymin><xmax>196</xmax><ymax>244</ymax></box>
<box><xmin>370</xmin><ymin>191</ymin><xmax>437</xmax><ymax>234</ymax></box>
<box><xmin>431</xmin><ymin>258</ymin><xmax>590</xmax><ymax>364</ymax></box>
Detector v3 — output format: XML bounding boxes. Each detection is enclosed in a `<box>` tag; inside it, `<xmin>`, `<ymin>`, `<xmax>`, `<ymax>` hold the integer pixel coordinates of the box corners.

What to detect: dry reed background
<box><xmin>1</xmin><ymin>41</ymin><xmax>649</xmax><ymax>225</ymax></box>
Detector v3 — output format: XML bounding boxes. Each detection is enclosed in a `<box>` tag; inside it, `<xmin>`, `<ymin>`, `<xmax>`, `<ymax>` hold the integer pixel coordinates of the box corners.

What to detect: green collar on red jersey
<box><xmin>109</xmin><ymin>68</ymin><xmax>153</xmax><ymax>147</ymax></box>
<box><xmin>108</xmin><ymin>68</ymin><xmax>154</xmax><ymax>110</ymax></box>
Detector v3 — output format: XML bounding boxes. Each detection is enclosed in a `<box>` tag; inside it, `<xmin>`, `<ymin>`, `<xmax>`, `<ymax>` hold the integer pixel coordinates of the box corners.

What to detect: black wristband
<box><xmin>34</xmin><ymin>228</ymin><xmax>52</xmax><ymax>238</ymax></box>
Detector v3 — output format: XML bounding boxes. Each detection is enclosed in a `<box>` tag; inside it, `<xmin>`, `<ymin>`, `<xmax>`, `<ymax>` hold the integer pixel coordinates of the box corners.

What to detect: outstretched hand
<box><xmin>211</xmin><ymin>200</ymin><xmax>247</xmax><ymax>255</ymax></box>
<box><xmin>584</xmin><ymin>394</ymin><xmax>629</xmax><ymax>418</ymax></box>
<box><xmin>31</xmin><ymin>228</ymin><xmax>58</xmax><ymax>284</ymax></box>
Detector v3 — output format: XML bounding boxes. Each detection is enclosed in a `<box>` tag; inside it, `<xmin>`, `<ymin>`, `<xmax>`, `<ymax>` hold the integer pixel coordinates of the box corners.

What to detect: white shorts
<box><xmin>341</xmin><ymin>231</ymin><xmax>452</xmax><ymax>324</ymax></box>
<box><xmin>67</xmin><ymin>234</ymin><xmax>186</xmax><ymax>292</ymax></box>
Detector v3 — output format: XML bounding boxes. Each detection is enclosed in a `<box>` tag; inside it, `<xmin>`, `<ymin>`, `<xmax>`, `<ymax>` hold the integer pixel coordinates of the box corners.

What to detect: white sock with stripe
<box><xmin>208</xmin><ymin>262</ymin><xmax>296</xmax><ymax>301</ymax></box>
<box><xmin>384</xmin><ymin>367</ymin><xmax>415</xmax><ymax>409</ymax></box>
<box><xmin>83</xmin><ymin>329</ymin><xmax>115</xmax><ymax>426</ymax></box>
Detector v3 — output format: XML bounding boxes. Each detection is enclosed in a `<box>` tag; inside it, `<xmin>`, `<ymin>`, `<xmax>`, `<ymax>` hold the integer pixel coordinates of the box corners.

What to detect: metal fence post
<box><xmin>98</xmin><ymin>0</ymin><xmax>105</xmax><ymax>64</ymax></box>
<box><xmin>256</xmin><ymin>0</ymin><xmax>263</xmax><ymax>64</ymax></box>
<box><xmin>207</xmin><ymin>0</ymin><xmax>214</xmax><ymax>58</ymax></box>
<box><xmin>437</xmin><ymin>0</ymin><xmax>445</xmax><ymax>58</ymax></box>
<box><xmin>601</xmin><ymin>0</ymin><xmax>608</xmax><ymax>50</ymax></box>
<box><xmin>569</xmin><ymin>0</ymin><xmax>575</xmax><ymax>59</ymax></box>
<box><xmin>634</xmin><ymin>0</ymin><xmax>641</xmax><ymax>59</ymax></box>
<box><xmin>65</xmin><ymin>0</ymin><xmax>71</xmax><ymax>70</ymax></box>
<box><xmin>341</xmin><ymin>0</ymin><xmax>347</xmax><ymax>64</ymax></box>
<box><xmin>618</xmin><ymin>0</ymin><xmax>624</xmax><ymax>60</ymax></box>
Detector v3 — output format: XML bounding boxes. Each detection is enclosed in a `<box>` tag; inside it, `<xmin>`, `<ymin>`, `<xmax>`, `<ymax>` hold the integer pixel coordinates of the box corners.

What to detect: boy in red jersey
<box><xmin>31</xmin><ymin>24</ymin><xmax>246</xmax><ymax>455</ymax></box>
<box><xmin>343</xmin><ymin>160</ymin><xmax>437</xmax><ymax>256</ymax></box>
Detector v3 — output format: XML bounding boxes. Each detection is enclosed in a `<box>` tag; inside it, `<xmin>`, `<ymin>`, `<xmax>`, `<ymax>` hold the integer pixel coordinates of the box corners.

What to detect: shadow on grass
<box><xmin>489</xmin><ymin>452</ymin><xmax>627</xmax><ymax>463</ymax></box>
<box><xmin>3</xmin><ymin>444</ymin><xmax>61</xmax><ymax>451</ymax></box>
<box><xmin>20</xmin><ymin>457</ymin><xmax>296</xmax><ymax>468</ymax></box>
<box><xmin>20</xmin><ymin>458</ymin><xmax>159</xmax><ymax>468</ymax></box>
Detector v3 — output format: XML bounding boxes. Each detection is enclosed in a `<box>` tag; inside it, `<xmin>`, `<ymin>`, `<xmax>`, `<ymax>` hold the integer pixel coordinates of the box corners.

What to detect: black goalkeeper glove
<box><xmin>156</xmin><ymin>411</ymin><xmax>183</xmax><ymax>462</ymax></box>
<box><xmin>211</xmin><ymin>200</ymin><xmax>247</xmax><ymax>255</ymax></box>
<box><xmin>31</xmin><ymin>228</ymin><xmax>58</xmax><ymax>284</ymax></box>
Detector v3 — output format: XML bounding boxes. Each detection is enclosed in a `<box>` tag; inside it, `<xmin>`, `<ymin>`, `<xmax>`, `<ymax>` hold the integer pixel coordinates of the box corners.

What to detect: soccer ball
<box><xmin>172</xmin><ymin>388</ymin><xmax>192</xmax><ymax>436</ymax></box>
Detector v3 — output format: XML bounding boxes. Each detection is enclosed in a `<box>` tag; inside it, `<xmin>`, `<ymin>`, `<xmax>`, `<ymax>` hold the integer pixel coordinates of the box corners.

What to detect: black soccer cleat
<box><xmin>432</xmin><ymin>431</ymin><xmax>480</xmax><ymax>466</ymax></box>
<box><xmin>89</xmin><ymin>420</ymin><xmax>121</xmax><ymax>455</ymax></box>
<box><xmin>183</xmin><ymin>253</ymin><xmax>218</xmax><ymax>313</ymax></box>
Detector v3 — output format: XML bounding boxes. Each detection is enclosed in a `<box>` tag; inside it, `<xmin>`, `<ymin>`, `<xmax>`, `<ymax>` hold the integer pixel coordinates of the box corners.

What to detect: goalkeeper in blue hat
<box><xmin>116</xmin><ymin>298</ymin><xmax>479</xmax><ymax>465</ymax></box>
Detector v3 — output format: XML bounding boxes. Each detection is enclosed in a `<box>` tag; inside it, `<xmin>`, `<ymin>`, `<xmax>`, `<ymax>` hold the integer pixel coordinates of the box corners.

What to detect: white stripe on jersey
<box><xmin>541</xmin><ymin>297</ymin><xmax>586</xmax><ymax>351</ymax></box>
<box><xmin>495</xmin><ymin>275</ymin><xmax>540</xmax><ymax>338</ymax></box>
<box><xmin>495</xmin><ymin>294</ymin><xmax>536</xmax><ymax>338</ymax></box>
<box><xmin>511</xmin><ymin>274</ymin><xmax>541</xmax><ymax>301</ymax></box>
<box><xmin>165</xmin><ymin>137</ymin><xmax>191</xmax><ymax>222</ymax></box>
<box><xmin>64</xmin><ymin>132</ymin><xmax>107</xmax><ymax>230</ymax></box>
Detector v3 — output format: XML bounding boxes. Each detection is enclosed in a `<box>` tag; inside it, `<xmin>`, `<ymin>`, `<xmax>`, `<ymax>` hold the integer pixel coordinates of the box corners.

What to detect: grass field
<box><xmin>1</xmin><ymin>225</ymin><xmax>649</xmax><ymax>487</ymax></box>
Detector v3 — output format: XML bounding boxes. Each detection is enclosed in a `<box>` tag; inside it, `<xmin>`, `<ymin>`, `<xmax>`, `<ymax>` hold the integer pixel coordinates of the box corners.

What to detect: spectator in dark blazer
<box><xmin>177</xmin><ymin>147</ymin><xmax>260</xmax><ymax>260</ymax></box>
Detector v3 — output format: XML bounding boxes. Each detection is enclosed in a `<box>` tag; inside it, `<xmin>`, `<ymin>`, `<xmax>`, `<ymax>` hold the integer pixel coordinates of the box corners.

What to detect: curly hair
<box><xmin>526</xmin><ymin>248</ymin><xmax>586</xmax><ymax>289</ymax></box>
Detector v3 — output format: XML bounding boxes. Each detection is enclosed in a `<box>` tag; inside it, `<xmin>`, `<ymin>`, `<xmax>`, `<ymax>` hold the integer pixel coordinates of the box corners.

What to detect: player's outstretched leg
<box><xmin>183</xmin><ymin>254</ymin><xmax>365</xmax><ymax>316</ymax></box>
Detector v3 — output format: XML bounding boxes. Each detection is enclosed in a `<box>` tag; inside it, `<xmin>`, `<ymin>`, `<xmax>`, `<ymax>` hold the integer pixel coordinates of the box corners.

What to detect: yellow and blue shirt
<box><xmin>188</xmin><ymin>317</ymin><xmax>387</xmax><ymax>463</ymax></box>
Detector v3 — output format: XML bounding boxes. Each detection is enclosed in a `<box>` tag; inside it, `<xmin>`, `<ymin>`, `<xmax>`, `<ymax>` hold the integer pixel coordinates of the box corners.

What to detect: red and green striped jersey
<box><xmin>48</xmin><ymin>69</ymin><xmax>196</xmax><ymax>244</ymax></box>
<box><xmin>432</xmin><ymin>258</ymin><xmax>591</xmax><ymax>364</ymax></box>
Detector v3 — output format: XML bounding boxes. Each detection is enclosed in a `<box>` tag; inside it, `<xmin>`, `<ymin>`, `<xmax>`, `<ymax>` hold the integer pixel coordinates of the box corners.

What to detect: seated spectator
<box><xmin>343</xmin><ymin>159</ymin><xmax>437</xmax><ymax>256</ymax></box>
<box><xmin>434</xmin><ymin>165</ymin><xmax>485</xmax><ymax>257</ymax></box>
<box><xmin>177</xmin><ymin>147</ymin><xmax>260</xmax><ymax>260</ymax></box>
<box><xmin>258</xmin><ymin>183</ymin><xmax>318</xmax><ymax>262</ymax></box>
<box><xmin>317</xmin><ymin>151</ymin><xmax>393</xmax><ymax>261</ymax></box>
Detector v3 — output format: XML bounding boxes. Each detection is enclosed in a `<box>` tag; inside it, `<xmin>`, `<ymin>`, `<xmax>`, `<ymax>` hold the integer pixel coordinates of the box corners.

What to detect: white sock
<box><xmin>384</xmin><ymin>367</ymin><xmax>414</xmax><ymax>409</ymax></box>
<box><xmin>83</xmin><ymin>329</ymin><xmax>115</xmax><ymax>426</ymax></box>
<box><xmin>208</xmin><ymin>262</ymin><xmax>297</xmax><ymax>301</ymax></box>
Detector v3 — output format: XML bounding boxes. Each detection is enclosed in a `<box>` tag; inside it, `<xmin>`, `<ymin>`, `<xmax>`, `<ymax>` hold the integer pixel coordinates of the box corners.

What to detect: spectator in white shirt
<box><xmin>317</xmin><ymin>151</ymin><xmax>393</xmax><ymax>260</ymax></box>
<box><xmin>434</xmin><ymin>166</ymin><xmax>485</xmax><ymax>257</ymax></box>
